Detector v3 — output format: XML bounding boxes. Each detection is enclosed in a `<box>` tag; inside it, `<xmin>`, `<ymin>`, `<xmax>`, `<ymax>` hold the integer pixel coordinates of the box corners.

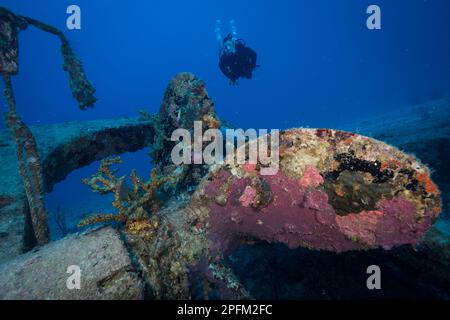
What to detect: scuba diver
<box><xmin>215</xmin><ymin>20</ymin><xmax>258</xmax><ymax>85</ymax></box>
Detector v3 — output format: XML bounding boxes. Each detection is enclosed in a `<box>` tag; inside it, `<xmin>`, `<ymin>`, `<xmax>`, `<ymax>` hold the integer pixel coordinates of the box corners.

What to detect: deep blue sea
<box><xmin>1</xmin><ymin>0</ymin><xmax>449</xmax><ymax>239</ymax></box>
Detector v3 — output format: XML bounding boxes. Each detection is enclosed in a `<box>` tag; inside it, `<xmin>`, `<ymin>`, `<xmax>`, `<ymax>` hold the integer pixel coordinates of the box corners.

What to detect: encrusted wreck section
<box><xmin>0</xmin><ymin>117</ymin><xmax>153</xmax><ymax>263</ymax></box>
<box><xmin>0</xmin><ymin>227</ymin><xmax>144</xmax><ymax>299</ymax></box>
<box><xmin>1</xmin><ymin>6</ymin><xmax>97</xmax><ymax>245</ymax></box>
<box><xmin>201</xmin><ymin>129</ymin><xmax>440</xmax><ymax>256</ymax></box>
<box><xmin>341</xmin><ymin>98</ymin><xmax>450</xmax><ymax>220</ymax></box>
<box><xmin>74</xmin><ymin>73</ymin><xmax>441</xmax><ymax>298</ymax></box>
<box><xmin>0</xmin><ymin>7</ymin><xmax>97</xmax><ymax>109</ymax></box>
<box><xmin>2</xmin><ymin>75</ymin><xmax>50</xmax><ymax>245</ymax></box>
<box><xmin>0</xmin><ymin>7</ymin><xmax>27</xmax><ymax>75</ymax></box>
<box><xmin>151</xmin><ymin>72</ymin><xmax>221</xmax><ymax>191</ymax></box>
<box><xmin>0</xmin><ymin>69</ymin><xmax>446</xmax><ymax>299</ymax></box>
<box><xmin>115</xmin><ymin>128</ymin><xmax>441</xmax><ymax>299</ymax></box>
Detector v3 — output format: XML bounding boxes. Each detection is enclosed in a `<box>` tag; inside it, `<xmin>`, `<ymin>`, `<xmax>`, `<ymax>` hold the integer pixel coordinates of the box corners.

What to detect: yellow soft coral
<box><xmin>126</xmin><ymin>219</ymin><xmax>159</xmax><ymax>240</ymax></box>
<box><xmin>78</xmin><ymin>156</ymin><xmax>178</xmax><ymax>232</ymax></box>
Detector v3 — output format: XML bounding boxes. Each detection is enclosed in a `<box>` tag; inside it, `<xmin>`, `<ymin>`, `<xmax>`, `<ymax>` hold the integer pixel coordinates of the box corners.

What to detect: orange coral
<box><xmin>202</xmin><ymin>114</ymin><xmax>221</xmax><ymax>129</ymax></box>
<box><xmin>416</xmin><ymin>172</ymin><xmax>439</xmax><ymax>194</ymax></box>
<box><xmin>343</xmin><ymin>137</ymin><xmax>353</xmax><ymax>145</ymax></box>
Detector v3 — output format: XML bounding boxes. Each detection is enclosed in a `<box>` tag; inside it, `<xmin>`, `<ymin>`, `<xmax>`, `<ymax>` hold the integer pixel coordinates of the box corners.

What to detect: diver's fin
<box><xmin>230</xmin><ymin>19</ymin><xmax>238</xmax><ymax>37</ymax></box>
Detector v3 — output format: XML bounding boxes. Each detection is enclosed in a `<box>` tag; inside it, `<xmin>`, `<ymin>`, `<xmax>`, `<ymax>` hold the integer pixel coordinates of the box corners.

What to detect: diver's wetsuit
<box><xmin>219</xmin><ymin>37</ymin><xmax>257</xmax><ymax>84</ymax></box>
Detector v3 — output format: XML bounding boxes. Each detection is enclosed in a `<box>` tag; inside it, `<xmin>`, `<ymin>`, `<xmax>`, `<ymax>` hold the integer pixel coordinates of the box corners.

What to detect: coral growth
<box><xmin>105</xmin><ymin>75</ymin><xmax>441</xmax><ymax>298</ymax></box>
<box><xmin>239</xmin><ymin>186</ymin><xmax>257</xmax><ymax>207</ymax></box>
<box><xmin>150</xmin><ymin>73</ymin><xmax>221</xmax><ymax>190</ymax></box>
<box><xmin>78</xmin><ymin>157</ymin><xmax>176</xmax><ymax>239</ymax></box>
<box><xmin>0</xmin><ymin>69</ymin><xmax>443</xmax><ymax>299</ymax></box>
<box><xmin>115</xmin><ymin>125</ymin><xmax>441</xmax><ymax>298</ymax></box>
<box><xmin>201</xmin><ymin>128</ymin><xmax>441</xmax><ymax>255</ymax></box>
<box><xmin>298</xmin><ymin>165</ymin><xmax>324</xmax><ymax>188</ymax></box>
<box><xmin>126</xmin><ymin>218</ymin><xmax>159</xmax><ymax>241</ymax></box>
<box><xmin>0</xmin><ymin>7</ymin><xmax>27</xmax><ymax>75</ymax></box>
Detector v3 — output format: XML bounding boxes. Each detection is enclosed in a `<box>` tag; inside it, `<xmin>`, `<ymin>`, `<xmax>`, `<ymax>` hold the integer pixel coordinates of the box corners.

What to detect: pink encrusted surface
<box><xmin>204</xmin><ymin>168</ymin><xmax>437</xmax><ymax>256</ymax></box>
<box><xmin>298</xmin><ymin>165</ymin><xmax>324</xmax><ymax>188</ymax></box>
